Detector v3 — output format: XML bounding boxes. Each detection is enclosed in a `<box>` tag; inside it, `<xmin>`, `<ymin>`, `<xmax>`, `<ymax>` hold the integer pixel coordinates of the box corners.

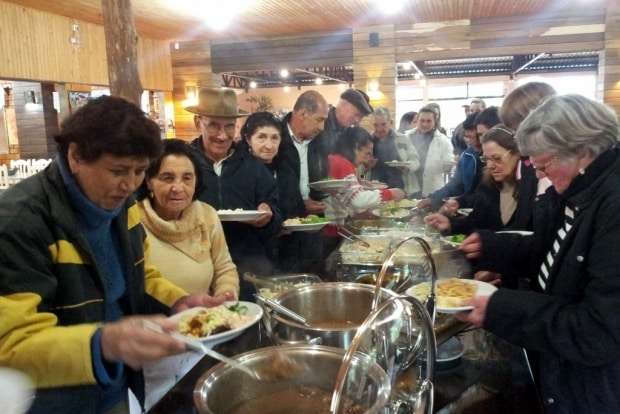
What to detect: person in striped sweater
<box><xmin>458</xmin><ymin>95</ymin><xmax>620</xmax><ymax>413</ymax></box>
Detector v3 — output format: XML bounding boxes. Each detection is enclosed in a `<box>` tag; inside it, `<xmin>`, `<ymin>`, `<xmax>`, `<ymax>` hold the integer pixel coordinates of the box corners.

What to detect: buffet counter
<box><xmin>148</xmin><ymin>321</ymin><xmax>543</xmax><ymax>414</ymax></box>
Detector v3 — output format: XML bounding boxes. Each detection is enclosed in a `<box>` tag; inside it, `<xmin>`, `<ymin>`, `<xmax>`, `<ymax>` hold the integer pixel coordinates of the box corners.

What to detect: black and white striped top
<box><xmin>538</xmin><ymin>205</ymin><xmax>575</xmax><ymax>290</ymax></box>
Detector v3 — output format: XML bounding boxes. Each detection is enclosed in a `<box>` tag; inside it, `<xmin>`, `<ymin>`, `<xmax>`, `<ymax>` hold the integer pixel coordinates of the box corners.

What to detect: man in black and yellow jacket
<box><xmin>0</xmin><ymin>96</ymin><xmax>228</xmax><ymax>413</ymax></box>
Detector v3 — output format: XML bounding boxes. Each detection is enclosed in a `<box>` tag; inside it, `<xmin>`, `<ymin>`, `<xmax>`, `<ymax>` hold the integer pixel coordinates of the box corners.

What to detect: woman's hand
<box><xmin>455</xmin><ymin>294</ymin><xmax>493</xmax><ymax>328</ymax></box>
<box><xmin>439</xmin><ymin>198</ymin><xmax>459</xmax><ymax>216</ymax></box>
<box><xmin>424</xmin><ymin>213</ymin><xmax>451</xmax><ymax>233</ymax></box>
<box><xmin>460</xmin><ymin>232</ymin><xmax>482</xmax><ymax>259</ymax></box>
<box><xmin>100</xmin><ymin>315</ymin><xmax>186</xmax><ymax>370</ymax></box>
<box><xmin>417</xmin><ymin>198</ymin><xmax>431</xmax><ymax>209</ymax></box>
<box><xmin>475</xmin><ymin>270</ymin><xmax>502</xmax><ymax>286</ymax></box>
<box><xmin>389</xmin><ymin>188</ymin><xmax>406</xmax><ymax>201</ymax></box>
<box><xmin>304</xmin><ymin>199</ymin><xmax>325</xmax><ymax>214</ymax></box>
<box><xmin>172</xmin><ymin>292</ymin><xmax>227</xmax><ymax>313</ymax></box>
<box><xmin>248</xmin><ymin>202</ymin><xmax>273</xmax><ymax>228</ymax></box>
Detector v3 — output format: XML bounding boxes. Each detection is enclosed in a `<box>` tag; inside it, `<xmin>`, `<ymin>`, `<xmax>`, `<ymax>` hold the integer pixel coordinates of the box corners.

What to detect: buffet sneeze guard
<box><xmin>328</xmin><ymin>236</ymin><xmax>438</xmax><ymax>413</ymax></box>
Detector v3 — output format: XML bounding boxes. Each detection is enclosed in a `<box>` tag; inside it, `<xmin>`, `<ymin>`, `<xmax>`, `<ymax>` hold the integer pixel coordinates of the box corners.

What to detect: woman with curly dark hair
<box><xmin>0</xmin><ymin>96</ymin><xmax>222</xmax><ymax>413</ymax></box>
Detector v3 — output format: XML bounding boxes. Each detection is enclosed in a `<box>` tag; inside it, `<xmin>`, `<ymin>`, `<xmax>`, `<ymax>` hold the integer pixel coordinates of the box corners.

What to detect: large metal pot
<box><xmin>193</xmin><ymin>345</ymin><xmax>391</xmax><ymax>414</ymax></box>
<box><xmin>264</xmin><ymin>282</ymin><xmax>397</xmax><ymax>348</ymax></box>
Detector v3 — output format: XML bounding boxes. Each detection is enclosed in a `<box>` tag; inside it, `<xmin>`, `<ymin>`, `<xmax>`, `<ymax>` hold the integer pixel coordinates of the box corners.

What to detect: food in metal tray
<box><xmin>177</xmin><ymin>305</ymin><xmax>250</xmax><ymax>339</ymax></box>
<box><xmin>258</xmin><ymin>281</ymin><xmax>312</xmax><ymax>299</ymax></box>
<box><xmin>229</xmin><ymin>386</ymin><xmax>365</xmax><ymax>414</ymax></box>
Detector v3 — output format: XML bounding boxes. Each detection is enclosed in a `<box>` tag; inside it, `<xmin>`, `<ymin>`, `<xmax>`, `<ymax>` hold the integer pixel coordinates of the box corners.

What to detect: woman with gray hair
<box><xmin>458</xmin><ymin>94</ymin><xmax>620</xmax><ymax>413</ymax></box>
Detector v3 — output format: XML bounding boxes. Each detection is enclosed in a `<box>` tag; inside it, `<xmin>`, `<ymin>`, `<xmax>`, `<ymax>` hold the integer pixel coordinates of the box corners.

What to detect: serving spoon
<box><xmin>142</xmin><ymin>320</ymin><xmax>262</xmax><ymax>380</ymax></box>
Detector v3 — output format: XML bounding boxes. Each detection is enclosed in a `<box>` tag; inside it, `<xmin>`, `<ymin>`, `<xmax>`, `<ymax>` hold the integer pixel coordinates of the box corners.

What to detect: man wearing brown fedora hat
<box><xmin>187</xmin><ymin>88</ymin><xmax>282</xmax><ymax>299</ymax></box>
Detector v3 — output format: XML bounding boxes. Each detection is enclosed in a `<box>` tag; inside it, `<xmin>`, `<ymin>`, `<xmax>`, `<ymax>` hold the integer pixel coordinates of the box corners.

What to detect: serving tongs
<box><xmin>337</xmin><ymin>225</ymin><xmax>371</xmax><ymax>248</ymax></box>
<box><xmin>254</xmin><ymin>294</ymin><xmax>312</xmax><ymax>327</ymax></box>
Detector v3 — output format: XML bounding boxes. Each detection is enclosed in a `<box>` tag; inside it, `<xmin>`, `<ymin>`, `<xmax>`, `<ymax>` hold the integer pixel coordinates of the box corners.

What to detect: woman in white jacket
<box><xmin>407</xmin><ymin>106</ymin><xmax>454</xmax><ymax>196</ymax></box>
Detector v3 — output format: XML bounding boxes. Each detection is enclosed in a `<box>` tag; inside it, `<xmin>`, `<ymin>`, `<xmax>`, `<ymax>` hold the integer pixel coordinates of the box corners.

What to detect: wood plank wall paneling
<box><xmin>603</xmin><ymin>1</ymin><xmax>620</xmax><ymax>116</ymax></box>
<box><xmin>0</xmin><ymin>1</ymin><xmax>172</xmax><ymax>91</ymax></box>
<box><xmin>209</xmin><ymin>31</ymin><xmax>354</xmax><ymax>72</ymax></box>
<box><xmin>352</xmin><ymin>25</ymin><xmax>396</xmax><ymax>132</ymax></box>
<box><xmin>395</xmin><ymin>8</ymin><xmax>606</xmax><ymax>61</ymax></box>
<box><xmin>171</xmin><ymin>40</ymin><xmax>220</xmax><ymax>140</ymax></box>
<box><xmin>41</xmin><ymin>83</ymin><xmax>59</xmax><ymax>157</ymax></box>
<box><xmin>11</xmin><ymin>82</ymin><xmax>48</xmax><ymax>158</ymax></box>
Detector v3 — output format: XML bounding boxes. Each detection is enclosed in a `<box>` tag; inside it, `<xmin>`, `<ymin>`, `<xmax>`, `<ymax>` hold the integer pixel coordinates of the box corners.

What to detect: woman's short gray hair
<box><xmin>516</xmin><ymin>94</ymin><xmax>619</xmax><ymax>159</ymax></box>
<box><xmin>373</xmin><ymin>107</ymin><xmax>392</xmax><ymax>121</ymax></box>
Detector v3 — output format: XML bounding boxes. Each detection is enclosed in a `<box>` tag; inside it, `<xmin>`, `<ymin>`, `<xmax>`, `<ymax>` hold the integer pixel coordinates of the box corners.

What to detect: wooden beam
<box><xmin>101</xmin><ymin>0</ymin><xmax>142</xmax><ymax>105</ymax></box>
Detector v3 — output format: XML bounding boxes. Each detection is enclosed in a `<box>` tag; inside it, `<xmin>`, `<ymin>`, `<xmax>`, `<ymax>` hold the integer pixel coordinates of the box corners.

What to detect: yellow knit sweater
<box><xmin>138</xmin><ymin>199</ymin><xmax>239</xmax><ymax>297</ymax></box>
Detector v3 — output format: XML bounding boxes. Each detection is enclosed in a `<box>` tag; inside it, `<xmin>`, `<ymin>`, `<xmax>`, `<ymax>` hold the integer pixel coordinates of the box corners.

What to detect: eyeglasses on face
<box><xmin>199</xmin><ymin>117</ymin><xmax>236</xmax><ymax>135</ymax></box>
<box><xmin>480</xmin><ymin>151</ymin><xmax>510</xmax><ymax>165</ymax></box>
<box><xmin>530</xmin><ymin>155</ymin><xmax>559</xmax><ymax>174</ymax></box>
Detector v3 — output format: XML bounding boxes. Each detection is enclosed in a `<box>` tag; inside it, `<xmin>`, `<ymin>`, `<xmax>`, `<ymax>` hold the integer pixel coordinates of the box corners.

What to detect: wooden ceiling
<box><xmin>3</xmin><ymin>0</ymin><xmax>599</xmax><ymax>40</ymax></box>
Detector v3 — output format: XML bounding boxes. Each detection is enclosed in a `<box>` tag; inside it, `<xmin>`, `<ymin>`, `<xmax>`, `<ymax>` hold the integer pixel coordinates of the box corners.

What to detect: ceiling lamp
<box><xmin>315</xmin><ymin>78</ymin><xmax>323</xmax><ymax>85</ymax></box>
<box><xmin>377</xmin><ymin>0</ymin><xmax>406</xmax><ymax>15</ymax></box>
<box><xmin>176</xmin><ymin>0</ymin><xmax>252</xmax><ymax>31</ymax></box>
<box><xmin>249</xmin><ymin>81</ymin><xmax>257</xmax><ymax>89</ymax></box>
<box><xmin>280</xmin><ymin>69</ymin><xmax>289</xmax><ymax>78</ymax></box>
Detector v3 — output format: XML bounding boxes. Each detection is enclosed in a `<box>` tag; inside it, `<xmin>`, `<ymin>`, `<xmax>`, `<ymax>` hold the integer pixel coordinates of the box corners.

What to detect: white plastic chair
<box><xmin>0</xmin><ymin>164</ymin><xmax>9</xmax><ymax>189</ymax></box>
<box><xmin>10</xmin><ymin>159</ymin><xmax>32</xmax><ymax>179</ymax></box>
<box><xmin>31</xmin><ymin>158</ymin><xmax>52</xmax><ymax>174</ymax></box>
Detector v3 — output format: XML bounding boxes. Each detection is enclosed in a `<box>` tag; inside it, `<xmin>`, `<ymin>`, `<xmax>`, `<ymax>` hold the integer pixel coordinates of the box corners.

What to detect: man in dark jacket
<box><xmin>279</xmin><ymin>90</ymin><xmax>329</xmax><ymax>214</ymax></box>
<box><xmin>277</xmin><ymin>91</ymin><xmax>329</xmax><ymax>273</ymax></box>
<box><xmin>365</xmin><ymin>106</ymin><xmax>405</xmax><ymax>189</ymax></box>
<box><xmin>451</xmin><ymin>98</ymin><xmax>485</xmax><ymax>156</ymax></box>
<box><xmin>309</xmin><ymin>88</ymin><xmax>374</xmax><ymax>181</ymax></box>
<box><xmin>0</xmin><ymin>96</ymin><xmax>223</xmax><ymax>414</ymax></box>
<box><xmin>186</xmin><ymin>88</ymin><xmax>282</xmax><ymax>298</ymax></box>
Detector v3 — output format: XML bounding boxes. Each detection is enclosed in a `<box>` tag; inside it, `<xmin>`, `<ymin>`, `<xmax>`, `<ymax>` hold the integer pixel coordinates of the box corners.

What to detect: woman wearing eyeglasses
<box><xmin>458</xmin><ymin>95</ymin><xmax>620</xmax><ymax>414</ymax></box>
<box><xmin>424</xmin><ymin>124</ymin><xmax>539</xmax><ymax>235</ymax></box>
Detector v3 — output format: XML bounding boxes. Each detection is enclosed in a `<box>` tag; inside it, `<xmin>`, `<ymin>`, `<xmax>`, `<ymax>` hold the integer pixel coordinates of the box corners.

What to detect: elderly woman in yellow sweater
<box><xmin>138</xmin><ymin>139</ymin><xmax>239</xmax><ymax>299</ymax></box>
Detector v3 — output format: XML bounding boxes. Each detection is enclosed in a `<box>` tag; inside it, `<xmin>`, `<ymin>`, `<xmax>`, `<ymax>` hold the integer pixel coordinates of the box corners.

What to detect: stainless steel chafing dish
<box><xmin>262</xmin><ymin>282</ymin><xmax>397</xmax><ymax>348</ymax></box>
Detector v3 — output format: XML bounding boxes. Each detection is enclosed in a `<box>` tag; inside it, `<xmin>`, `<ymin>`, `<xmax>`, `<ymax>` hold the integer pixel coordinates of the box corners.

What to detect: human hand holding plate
<box><xmin>455</xmin><ymin>294</ymin><xmax>493</xmax><ymax>328</ymax></box>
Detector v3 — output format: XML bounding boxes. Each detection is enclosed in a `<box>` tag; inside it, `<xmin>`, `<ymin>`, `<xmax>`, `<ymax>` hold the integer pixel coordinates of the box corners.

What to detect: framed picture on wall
<box><xmin>68</xmin><ymin>92</ymin><xmax>91</xmax><ymax>112</ymax></box>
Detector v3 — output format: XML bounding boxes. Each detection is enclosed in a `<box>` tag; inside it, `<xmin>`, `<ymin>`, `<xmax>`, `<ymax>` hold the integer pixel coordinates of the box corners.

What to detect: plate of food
<box><xmin>360</xmin><ymin>180</ymin><xmax>388</xmax><ymax>190</ymax></box>
<box><xmin>385</xmin><ymin>160</ymin><xmax>410</xmax><ymax>168</ymax></box>
<box><xmin>457</xmin><ymin>208</ymin><xmax>473</xmax><ymax>216</ymax></box>
<box><xmin>371</xmin><ymin>206</ymin><xmax>412</xmax><ymax>219</ymax></box>
<box><xmin>170</xmin><ymin>301</ymin><xmax>263</xmax><ymax>345</ymax></box>
<box><xmin>283</xmin><ymin>215</ymin><xmax>330</xmax><ymax>232</ymax></box>
<box><xmin>441</xmin><ymin>233</ymin><xmax>466</xmax><ymax>247</ymax></box>
<box><xmin>405</xmin><ymin>278</ymin><xmax>497</xmax><ymax>314</ymax></box>
<box><xmin>217</xmin><ymin>209</ymin><xmax>268</xmax><ymax>222</ymax></box>
<box><xmin>309</xmin><ymin>178</ymin><xmax>354</xmax><ymax>192</ymax></box>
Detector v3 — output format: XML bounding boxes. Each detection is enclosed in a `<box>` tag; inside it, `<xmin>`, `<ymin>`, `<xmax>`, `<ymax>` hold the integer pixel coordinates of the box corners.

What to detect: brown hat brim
<box><xmin>184</xmin><ymin>106</ymin><xmax>249</xmax><ymax>118</ymax></box>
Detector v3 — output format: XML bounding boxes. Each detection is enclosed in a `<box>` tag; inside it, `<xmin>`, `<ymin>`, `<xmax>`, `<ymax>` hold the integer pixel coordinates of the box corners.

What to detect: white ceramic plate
<box><xmin>283</xmin><ymin>221</ymin><xmax>329</xmax><ymax>232</ymax></box>
<box><xmin>385</xmin><ymin>161</ymin><xmax>410</xmax><ymax>168</ymax></box>
<box><xmin>362</xmin><ymin>180</ymin><xmax>388</xmax><ymax>190</ymax></box>
<box><xmin>371</xmin><ymin>208</ymin><xmax>412</xmax><ymax>219</ymax></box>
<box><xmin>457</xmin><ymin>208</ymin><xmax>473</xmax><ymax>216</ymax></box>
<box><xmin>0</xmin><ymin>368</ymin><xmax>33</xmax><ymax>414</ymax></box>
<box><xmin>309</xmin><ymin>179</ymin><xmax>354</xmax><ymax>192</ymax></box>
<box><xmin>496</xmin><ymin>230</ymin><xmax>534</xmax><ymax>236</ymax></box>
<box><xmin>405</xmin><ymin>279</ymin><xmax>497</xmax><ymax>314</ymax></box>
<box><xmin>169</xmin><ymin>301</ymin><xmax>263</xmax><ymax>346</ymax></box>
<box><xmin>217</xmin><ymin>210</ymin><xmax>267</xmax><ymax>222</ymax></box>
